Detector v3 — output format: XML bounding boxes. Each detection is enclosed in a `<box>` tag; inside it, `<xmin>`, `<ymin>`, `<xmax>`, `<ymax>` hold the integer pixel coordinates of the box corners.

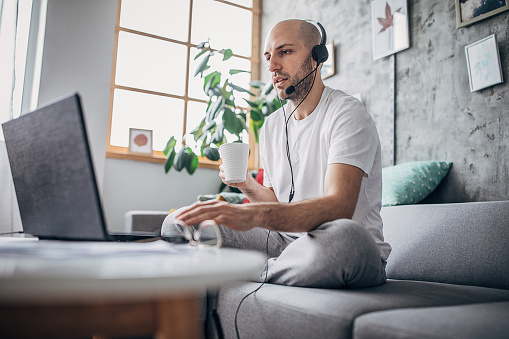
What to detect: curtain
<box><xmin>0</xmin><ymin>0</ymin><xmax>19</xmax><ymax>126</ymax></box>
<box><xmin>0</xmin><ymin>0</ymin><xmax>24</xmax><ymax>234</ymax></box>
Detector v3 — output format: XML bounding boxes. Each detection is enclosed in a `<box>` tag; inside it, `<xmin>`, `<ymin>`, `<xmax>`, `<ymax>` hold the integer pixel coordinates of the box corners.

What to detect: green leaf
<box><xmin>191</xmin><ymin>119</ymin><xmax>206</xmax><ymax>141</ymax></box>
<box><xmin>194</xmin><ymin>54</ymin><xmax>211</xmax><ymax>77</ymax></box>
<box><xmin>238</xmin><ymin>111</ymin><xmax>247</xmax><ymax>122</ymax></box>
<box><xmin>249</xmin><ymin>80</ymin><xmax>265</xmax><ymax>89</ymax></box>
<box><xmin>273</xmin><ymin>97</ymin><xmax>285</xmax><ymax>109</ymax></box>
<box><xmin>186</xmin><ymin>150</ymin><xmax>199</xmax><ymax>175</ymax></box>
<box><xmin>237</xmin><ymin>115</ymin><xmax>248</xmax><ymax>131</ymax></box>
<box><xmin>262</xmin><ymin>100</ymin><xmax>276</xmax><ymax>116</ymax></box>
<box><xmin>250</xmin><ymin>119</ymin><xmax>260</xmax><ymax>143</ymax></box>
<box><xmin>211</xmin><ymin>123</ymin><xmax>224</xmax><ymax>144</ymax></box>
<box><xmin>220</xmin><ymin>49</ymin><xmax>233</xmax><ymax>60</ymax></box>
<box><xmin>194</xmin><ymin>49</ymin><xmax>208</xmax><ymax>60</ymax></box>
<box><xmin>222</xmin><ymin>79</ymin><xmax>229</xmax><ymax>95</ymax></box>
<box><xmin>204</xmin><ymin>71</ymin><xmax>221</xmax><ymax>94</ymax></box>
<box><xmin>210</xmin><ymin>87</ymin><xmax>223</xmax><ymax>97</ymax></box>
<box><xmin>262</xmin><ymin>81</ymin><xmax>274</xmax><ymax>95</ymax></box>
<box><xmin>244</xmin><ymin>99</ymin><xmax>261</xmax><ymax>109</ymax></box>
<box><xmin>222</xmin><ymin>108</ymin><xmax>238</xmax><ymax>134</ymax></box>
<box><xmin>251</xmin><ymin>112</ymin><xmax>264</xmax><ymax>130</ymax></box>
<box><xmin>190</xmin><ymin>118</ymin><xmax>205</xmax><ymax>134</ymax></box>
<box><xmin>164</xmin><ymin>148</ymin><xmax>176</xmax><ymax>173</ymax></box>
<box><xmin>163</xmin><ymin>136</ymin><xmax>176</xmax><ymax>156</ymax></box>
<box><xmin>229</xmin><ymin>69</ymin><xmax>250</xmax><ymax>75</ymax></box>
<box><xmin>225</xmin><ymin>98</ymin><xmax>236</xmax><ymax>107</ymax></box>
<box><xmin>203</xmin><ymin>121</ymin><xmax>216</xmax><ymax>132</ymax></box>
<box><xmin>203</xmin><ymin>147</ymin><xmax>220</xmax><ymax>161</ymax></box>
<box><xmin>174</xmin><ymin>147</ymin><xmax>188</xmax><ymax>172</ymax></box>
<box><xmin>206</xmin><ymin>98</ymin><xmax>224</xmax><ymax>121</ymax></box>
<box><xmin>229</xmin><ymin>83</ymin><xmax>256</xmax><ymax>96</ymax></box>
<box><xmin>250</xmin><ymin>109</ymin><xmax>263</xmax><ymax>122</ymax></box>
<box><xmin>196</xmin><ymin>41</ymin><xmax>208</xmax><ymax>49</ymax></box>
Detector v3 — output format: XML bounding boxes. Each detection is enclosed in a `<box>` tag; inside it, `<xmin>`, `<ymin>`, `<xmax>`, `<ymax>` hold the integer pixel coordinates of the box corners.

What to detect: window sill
<box><xmin>106</xmin><ymin>146</ymin><xmax>220</xmax><ymax>170</ymax></box>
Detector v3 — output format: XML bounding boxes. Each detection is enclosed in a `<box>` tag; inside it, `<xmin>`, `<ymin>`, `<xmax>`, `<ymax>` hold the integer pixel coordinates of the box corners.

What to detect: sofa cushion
<box><xmin>354</xmin><ymin>301</ymin><xmax>509</xmax><ymax>339</ymax></box>
<box><xmin>382</xmin><ymin>200</ymin><xmax>509</xmax><ymax>290</ymax></box>
<box><xmin>382</xmin><ymin>161</ymin><xmax>451</xmax><ymax>206</ymax></box>
<box><xmin>214</xmin><ymin>280</ymin><xmax>509</xmax><ymax>339</ymax></box>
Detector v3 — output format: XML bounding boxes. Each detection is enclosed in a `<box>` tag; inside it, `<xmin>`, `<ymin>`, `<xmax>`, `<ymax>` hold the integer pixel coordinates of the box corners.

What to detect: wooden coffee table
<box><xmin>0</xmin><ymin>239</ymin><xmax>265</xmax><ymax>338</ymax></box>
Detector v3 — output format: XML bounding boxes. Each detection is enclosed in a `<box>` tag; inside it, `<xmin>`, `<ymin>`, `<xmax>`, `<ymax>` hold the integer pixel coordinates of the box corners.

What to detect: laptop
<box><xmin>2</xmin><ymin>93</ymin><xmax>166</xmax><ymax>242</ymax></box>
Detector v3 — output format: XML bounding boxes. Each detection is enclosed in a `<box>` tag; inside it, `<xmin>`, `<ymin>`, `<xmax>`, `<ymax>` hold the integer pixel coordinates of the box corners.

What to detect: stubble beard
<box><xmin>283</xmin><ymin>54</ymin><xmax>315</xmax><ymax>102</ymax></box>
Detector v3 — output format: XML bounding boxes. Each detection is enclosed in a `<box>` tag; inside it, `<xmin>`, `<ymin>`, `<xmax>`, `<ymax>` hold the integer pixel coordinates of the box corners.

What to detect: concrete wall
<box><xmin>38</xmin><ymin>0</ymin><xmax>221</xmax><ymax>232</ymax></box>
<box><xmin>261</xmin><ymin>0</ymin><xmax>508</xmax><ymax>203</ymax></box>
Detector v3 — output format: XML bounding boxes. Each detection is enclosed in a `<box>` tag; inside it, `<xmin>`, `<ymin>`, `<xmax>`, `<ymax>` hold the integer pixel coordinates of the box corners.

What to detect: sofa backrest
<box><xmin>381</xmin><ymin>200</ymin><xmax>509</xmax><ymax>290</ymax></box>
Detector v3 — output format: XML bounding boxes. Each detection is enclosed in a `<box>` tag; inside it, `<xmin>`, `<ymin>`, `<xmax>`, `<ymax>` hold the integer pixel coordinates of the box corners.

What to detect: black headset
<box><xmin>310</xmin><ymin>21</ymin><xmax>329</xmax><ymax>64</ymax></box>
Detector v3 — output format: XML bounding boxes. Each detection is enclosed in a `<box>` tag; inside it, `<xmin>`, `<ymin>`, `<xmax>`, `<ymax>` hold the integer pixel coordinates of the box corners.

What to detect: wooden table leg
<box><xmin>156</xmin><ymin>293</ymin><xmax>201</xmax><ymax>339</ymax></box>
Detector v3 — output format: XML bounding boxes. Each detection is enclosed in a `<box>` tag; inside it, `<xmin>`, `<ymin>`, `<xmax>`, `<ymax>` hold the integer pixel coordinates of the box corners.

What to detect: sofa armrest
<box><xmin>124</xmin><ymin>210</ymin><xmax>169</xmax><ymax>233</ymax></box>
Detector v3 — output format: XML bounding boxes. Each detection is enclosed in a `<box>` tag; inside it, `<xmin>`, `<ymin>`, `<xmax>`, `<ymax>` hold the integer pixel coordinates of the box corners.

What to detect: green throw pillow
<box><xmin>382</xmin><ymin>161</ymin><xmax>452</xmax><ymax>207</ymax></box>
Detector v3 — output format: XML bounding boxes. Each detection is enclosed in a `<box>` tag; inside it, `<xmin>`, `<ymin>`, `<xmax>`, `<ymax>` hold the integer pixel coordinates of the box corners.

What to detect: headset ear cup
<box><xmin>312</xmin><ymin>44</ymin><xmax>329</xmax><ymax>64</ymax></box>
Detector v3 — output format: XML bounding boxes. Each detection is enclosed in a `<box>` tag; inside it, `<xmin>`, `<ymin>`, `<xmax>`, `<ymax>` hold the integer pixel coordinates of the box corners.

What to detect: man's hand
<box><xmin>219</xmin><ymin>166</ymin><xmax>279</xmax><ymax>203</ymax></box>
<box><xmin>219</xmin><ymin>164</ymin><xmax>250</xmax><ymax>189</ymax></box>
<box><xmin>175</xmin><ymin>200</ymin><xmax>260</xmax><ymax>232</ymax></box>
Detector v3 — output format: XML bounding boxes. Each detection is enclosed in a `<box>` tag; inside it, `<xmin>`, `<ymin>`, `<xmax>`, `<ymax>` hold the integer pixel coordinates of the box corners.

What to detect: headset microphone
<box><xmin>284</xmin><ymin>65</ymin><xmax>319</xmax><ymax>95</ymax></box>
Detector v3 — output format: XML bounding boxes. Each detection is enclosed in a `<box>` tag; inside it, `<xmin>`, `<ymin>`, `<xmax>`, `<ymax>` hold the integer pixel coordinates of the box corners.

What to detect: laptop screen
<box><xmin>2</xmin><ymin>93</ymin><xmax>108</xmax><ymax>240</ymax></box>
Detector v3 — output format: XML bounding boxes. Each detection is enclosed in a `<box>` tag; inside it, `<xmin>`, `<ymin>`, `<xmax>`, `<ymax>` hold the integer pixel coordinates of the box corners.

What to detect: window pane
<box><xmin>110</xmin><ymin>89</ymin><xmax>184</xmax><ymax>150</ymax></box>
<box><xmin>115</xmin><ymin>31</ymin><xmax>187</xmax><ymax>95</ymax></box>
<box><xmin>223</xmin><ymin>0</ymin><xmax>253</xmax><ymax>8</ymax></box>
<box><xmin>120</xmin><ymin>0</ymin><xmax>190</xmax><ymax>42</ymax></box>
<box><xmin>191</xmin><ymin>0</ymin><xmax>252</xmax><ymax>57</ymax></box>
<box><xmin>188</xmin><ymin>49</ymin><xmax>251</xmax><ymax>107</ymax></box>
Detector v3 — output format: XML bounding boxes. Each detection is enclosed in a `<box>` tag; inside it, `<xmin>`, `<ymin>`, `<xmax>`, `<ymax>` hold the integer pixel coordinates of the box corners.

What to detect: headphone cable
<box><xmin>280</xmin><ymin>64</ymin><xmax>319</xmax><ymax>202</ymax></box>
<box><xmin>234</xmin><ymin>230</ymin><xmax>271</xmax><ymax>339</ymax></box>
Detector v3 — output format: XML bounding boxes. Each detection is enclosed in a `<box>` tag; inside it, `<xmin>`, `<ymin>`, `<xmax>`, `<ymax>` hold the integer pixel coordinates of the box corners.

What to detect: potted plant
<box><xmin>163</xmin><ymin>40</ymin><xmax>284</xmax><ymax>174</ymax></box>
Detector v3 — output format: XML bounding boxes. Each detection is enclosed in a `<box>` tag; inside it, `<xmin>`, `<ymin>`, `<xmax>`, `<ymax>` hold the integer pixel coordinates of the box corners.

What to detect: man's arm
<box><xmin>177</xmin><ymin>163</ymin><xmax>363</xmax><ymax>232</ymax></box>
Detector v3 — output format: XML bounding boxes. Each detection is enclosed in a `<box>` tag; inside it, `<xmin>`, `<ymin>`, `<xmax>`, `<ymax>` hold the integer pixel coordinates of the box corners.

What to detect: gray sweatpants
<box><xmin>162</xmin><ymin>211</ymin><xmax>386</xmax><ymax>289</ymax></box>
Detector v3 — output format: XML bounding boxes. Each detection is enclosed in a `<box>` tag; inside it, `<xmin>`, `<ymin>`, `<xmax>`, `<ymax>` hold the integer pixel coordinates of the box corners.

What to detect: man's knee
<box><xmin>312</xmin><ymin>219</ymin><xmax>377</xmax><ymax>255</ymax></box>
<box><xmin>267</xmin><ymin>219</ymin><xmax>384</xmax><ymax>288</ymax></box>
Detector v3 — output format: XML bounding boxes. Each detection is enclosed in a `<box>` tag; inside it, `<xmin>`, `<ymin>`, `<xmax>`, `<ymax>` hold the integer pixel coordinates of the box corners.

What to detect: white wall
<box><xmin>36</xmin><ymin>0</ymin><xmax>222</xmax><ymax>232</ymax></box>
<box><xmin>38</xmin><ymin>0</ymin><xmax>117</xmax><ymax>187</ymax></box>
<box><xmin>103</xmin><ymin>159</ymin><xmax>221</xmax><ymax>231</ymax></box>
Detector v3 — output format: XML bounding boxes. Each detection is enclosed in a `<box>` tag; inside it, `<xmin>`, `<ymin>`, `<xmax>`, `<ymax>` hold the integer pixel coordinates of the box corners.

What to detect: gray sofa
<box><xmin>127</xmin><ymin>200</ymin><xmax>509</xmax><ymax>338</ymax></box>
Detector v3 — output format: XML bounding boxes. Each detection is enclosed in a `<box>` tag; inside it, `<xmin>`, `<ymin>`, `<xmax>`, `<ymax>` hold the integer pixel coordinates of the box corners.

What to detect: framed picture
<box><xmin>465</xmin><ymin>35</ymin><xmax>504</xmax><ymax>92</ymax></box>
<box><xmin>128</xmin><ymin>128</ymin><xmax>153</xmax><ymax>154</ymax></box>
<box><xmin>371</xmin><ymin>0</ymin><xmax>410</xmax><ymax>61</ymax></box>
<box><xmin>320</xmin><ymin>41</ymin><xmax>335</xmax><ymax>79</ymax></box>
<box><xmin>455</xmin><ymin>0</ymin><xmax>509</xmax><ymax>28</ymax></box>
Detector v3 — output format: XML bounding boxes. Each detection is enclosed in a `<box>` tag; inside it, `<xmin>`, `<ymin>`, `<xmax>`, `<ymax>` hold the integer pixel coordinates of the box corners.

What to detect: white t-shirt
<box><xmin>259</xmin><ymin>86</ymin><xmax>391</xmax><ymax>261</ymax></box>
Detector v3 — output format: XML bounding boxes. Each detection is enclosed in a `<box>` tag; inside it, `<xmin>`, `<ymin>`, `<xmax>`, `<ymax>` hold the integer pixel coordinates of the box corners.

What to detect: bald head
<box><xmin>267</xmin><ymin>19</ymin><xmax>322</xmax><ymax>50</ymax></box>
<box><xmin>298</xmin><ymin>20</ymin><xmax>323</xmax><ymax>49</ymax></box>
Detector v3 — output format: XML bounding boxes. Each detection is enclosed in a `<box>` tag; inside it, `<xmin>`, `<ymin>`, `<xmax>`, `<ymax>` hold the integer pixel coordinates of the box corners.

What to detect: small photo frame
<box><xmin>128</xmin><ymin>128</ymin><xmax>153</xmax><ymax>154</ymax></box>
<box><xmin>321</xmin><ymin>41</ymin><xmax>335</xmax><ymax>79</ymax></box>
<box><xmin>465</xmin><ymin>34</ymin><xmax>504</xmax><ymax>92</ymax></box>
<box><xmin>371</xmin><ymin>0</ymin><xmax>410</xmax><ymax>61</ymax></box>
<box><xmin>455</xmin><ymin>0</ymin><xmax>509</xmax><ymax>28</ymax></box>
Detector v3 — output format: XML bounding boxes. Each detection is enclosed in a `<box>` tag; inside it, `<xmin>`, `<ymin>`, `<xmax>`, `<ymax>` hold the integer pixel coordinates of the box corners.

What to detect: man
<box><xmin>163</xmin><ymin>19</ymin><xmax>391</xmax><ymax>288</ymax></box>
